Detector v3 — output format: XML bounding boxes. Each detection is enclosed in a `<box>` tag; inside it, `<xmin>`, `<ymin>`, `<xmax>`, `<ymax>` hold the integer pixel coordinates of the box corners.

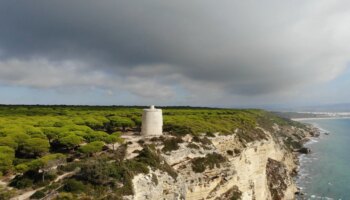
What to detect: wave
<box><xmin>310</xmin><ymin>194</ymin><xmax>334</xmax><ymax>200</ymax></box>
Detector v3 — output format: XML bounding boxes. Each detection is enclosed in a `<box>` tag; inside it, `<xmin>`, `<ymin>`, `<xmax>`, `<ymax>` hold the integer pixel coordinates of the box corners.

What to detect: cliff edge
<box><xmin>123</xmin><ymin>116</ymin><xmax>315</xmax><ymax>200</ymax></box>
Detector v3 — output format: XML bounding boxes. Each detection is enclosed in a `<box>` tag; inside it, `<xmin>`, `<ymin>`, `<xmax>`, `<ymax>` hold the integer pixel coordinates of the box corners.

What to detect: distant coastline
<box><xmin>292</xmin><ymin>116</ymin><xmax>350</xmax><ymax>121</ymax></box>
<box><xmin>274</xmin><ymin>111</ymin><xmax>350</xmax><ymax>121</ymax></box>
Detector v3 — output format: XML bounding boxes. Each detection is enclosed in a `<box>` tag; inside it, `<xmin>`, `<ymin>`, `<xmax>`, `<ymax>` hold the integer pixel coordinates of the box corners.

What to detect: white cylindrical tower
<box><xmin>141</xmin><ymin>105</ymin><xmax>163</xmax><ymax>136</ymax></box>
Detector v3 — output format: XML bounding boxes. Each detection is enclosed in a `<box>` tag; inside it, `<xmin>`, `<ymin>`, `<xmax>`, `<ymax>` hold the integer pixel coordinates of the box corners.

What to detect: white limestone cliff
<box><xmin>125</xmin><ymin>125</ymin><xmax>312</xmax><ymax>200</ymax></box>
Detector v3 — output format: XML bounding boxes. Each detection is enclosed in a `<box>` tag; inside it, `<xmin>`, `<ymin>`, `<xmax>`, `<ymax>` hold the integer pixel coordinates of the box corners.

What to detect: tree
<box><xmin>83</xmin><ymin>131</ymin><xmax>109</xmax><ymax>143</ymax></box>
<box><xmin>29</xmin><ymin>153</ymin><xmax>66</xmax><ymax>182</ymax></box>
<box><xmin>104</xmin><ymin>133</ymin><xmax>123</xmax><ymax>151</ymax></box>
<box><xmin>15</xmin><ymin>164</ymin><xmax>29</xmax><ymax>173</ymax></box>
<box><xmin>8</xmin><ymin>133</ymin><xmax>30</xmax><ymax>148</ymax></box>
<box><xmin>0</xmin><ymin>146</ymin><xmax>15</xmax><ymax>174</ymax></box>
<box><xmin>130</xmin><ymin>115</ymin><xmax>142</xmax><ymax>130</ymax></box>
<box><xmin>83</xmin><ymin>117</ymin><xmax>106</xmax><ymax>129</ymax></box>
<box><xmin>58</xmin><ymin>134</ymin><xmax>83</xmax><ymax>151</ymax></box>
<box><xmin>22</xmin><ymin>138</ymin><xmax>50</xmax><ymax>157</ymax></box>
<box><xmin>78</xmin><ymin>141</ymin><xmax>104</xmax><ymax>157</ymax></box>
<box><xmin>0</xmin><ymin>137</ymin><xmax>18</xmax><ymax>150</ymax></box>
<box><xmin>42</xmin><ymin>127</ymin><xmax>61</xmax><ymax>143</ymax></box>
<box><xmin>109</xmin><ymin>116</ymin><xmax>135</xmax><ymax>132</ymax></box>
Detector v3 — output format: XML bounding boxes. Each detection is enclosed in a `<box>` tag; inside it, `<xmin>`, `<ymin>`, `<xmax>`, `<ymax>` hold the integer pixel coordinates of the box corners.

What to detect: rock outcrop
<box><xmin>298</xmin><ymin>147</ymin><xmax>311</xmax><ymax>154</ymax></box>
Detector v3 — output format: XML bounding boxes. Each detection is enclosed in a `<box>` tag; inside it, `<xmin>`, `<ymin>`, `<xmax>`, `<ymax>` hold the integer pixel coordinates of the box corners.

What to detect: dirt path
<box><xmin>0</xmin><ymin>179</ymin><xmax>7</xmax><ymax>187</ymax></box>
<box><xmin>10</xmin><ymin>171</ymin><xmax>75</xmax><ymax>200</ymax></box>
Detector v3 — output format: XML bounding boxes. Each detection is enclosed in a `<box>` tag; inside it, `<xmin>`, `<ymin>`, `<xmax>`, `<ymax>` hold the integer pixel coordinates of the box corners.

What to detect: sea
<box><xmin>296</xmin><ymin>118</ymin><xmax>350</xmax><ymax>200</ymax></box>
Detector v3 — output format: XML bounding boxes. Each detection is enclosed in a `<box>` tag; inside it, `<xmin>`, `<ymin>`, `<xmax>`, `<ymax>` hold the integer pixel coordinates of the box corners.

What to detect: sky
<box><xmin>1</xmin><ymin>0</ymin><xmax>350</xmax><ymax>108</ymax></box>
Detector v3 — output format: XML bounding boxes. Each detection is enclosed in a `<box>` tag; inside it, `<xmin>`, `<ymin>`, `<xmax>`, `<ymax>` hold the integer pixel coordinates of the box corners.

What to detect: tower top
<box><xmin>150</xmin><ymin>105</ymin><xmax>155</xmax><ymax>109</ymax></box>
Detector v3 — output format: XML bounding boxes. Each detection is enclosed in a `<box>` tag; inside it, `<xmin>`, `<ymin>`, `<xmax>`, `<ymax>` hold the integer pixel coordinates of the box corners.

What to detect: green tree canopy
<box><xmin>78</xmin><ymin>141</ymin><xmax>104</xmax><ymax>156</ymax></box>
<box><xmin>42</xmin><ymin>127</ymin><xmax>61</xmax><ymax>143</ymax></box>
<box><xmin>0</xmin><ymin>137</ymin><xmax>18</xmax><ymax>150</ymax></box>
<box><xmin>0</xmin><ymin>146</ymin><xmax>15</xmax><ymax>174</ymax></box>
<box><xmin>84</xmin><ymin>131</ymin><xmax>109</xmax><ymax>143</ymax></box>
<box><xmin>109</xmin><ymin>116</ymin><xmax>135</xmax><ymax>131</ymax></box>
<box><xmin>104</xmin><ymin>133</ymin><xmax>123</xmax><ymax>150</ymax></box>
<box><xmin>7</xmin><ymin>132</ymin><xmax>30</xmax><ymax>147</ymax></box>
<box><xmin>29</xmin><ymin>153</ymin><xmax>66</xmax><ymax>181</ymax></box>
<box><xmin>22</xmin><ymin>138</ymin><xmax>50</xmax><ymax>157</ymax></box>
<box><xmin>58</xmin><ymin>134</ymin><xmax>84</xmax><ymax>150</ymax></box>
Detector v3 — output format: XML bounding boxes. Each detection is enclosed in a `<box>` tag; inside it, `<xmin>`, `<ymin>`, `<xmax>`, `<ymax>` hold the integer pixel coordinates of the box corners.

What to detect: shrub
<box><xmin>136</xmin><ymin>145</ymin><xmax>177</xmax><ymax>179</ymax></box>
<box><xmin>114</xmin><ymin>144</ymin><xmax>127</xmax><ymax>161</ymax></box>
<box><xmin>151</xmin><ymin>174</ymin><xmax>158</xmax><ymax>186</ymax></box>
<box><xmin>78</xmin><ymin>159</ymin><xmax>113</xmax><ymax>185</ymax></box>
<box><xmin>137</xmin><ymin>140</ymin><xmax>145</xmax><ymax>145</ymax></box>
<box><xmin>162</xmin><ymin>137</ymin><xmax>183</xmax><ymax>152</ymax></box>
<box><xmin>30</xmin><ymin>191</ymin><xmax>46</xmax><ymax>199</ymax></box>
<box><xmin>58</xmin><ymin>162</ymin><xmax>80</xmax><ymax>172</ymax></box>
<box><xmin>187</xmin><ymin>143</ymin><xmax>200</xmax><ymax>149</ymax></box>
<box><xmin>15</xmin><ymin>163</ymin><xmax>29</xmax><ymax>173</ymax></box>
<box><xmin>63</xmin><ymin>179</ymin><xmax>86</xmax><ymax>193</ymax></box>
<box><xmin>10</xmin><ymin>176</ymin><xmax>33</xmax><ymax>189</ymax></box>
<box><xmin>0</xmin><ymin>186</ymin><xmax>16</xmax><ymax>200</ymax></box>
<box><xmin>192</xmin><ymin>136</ymin><xmax>212</xmax><ymax>145</ymax></box>
<box><xmin>55</xmin><ymin>192</ymin><xmax>75</xmax><ymax>200</ymax></box>
<box><xmin>234</xmin><ymin>149</ymin><xmax>241</xmax><ymax>154</ymax></box>
<box><xmin>205</xmin><ymin>132</ymin><xmax>216</xmax><ymax>137</ymax></box>
<box><xmin>191</xmin><ymin>153</ymin><xmax>227</xmax><ymax>173</ymax></box>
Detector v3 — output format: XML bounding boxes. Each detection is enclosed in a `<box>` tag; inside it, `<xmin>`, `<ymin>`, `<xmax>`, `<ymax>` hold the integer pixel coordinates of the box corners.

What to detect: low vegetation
<box><xmin>191</xmin><ymin>153</ymin><xmax>227</xmax><ymax>173</ymax></box>
<box><xmin>162</xmin><ymin>137</ymin><xmax>183</xmax><ymax>152</ymax></box>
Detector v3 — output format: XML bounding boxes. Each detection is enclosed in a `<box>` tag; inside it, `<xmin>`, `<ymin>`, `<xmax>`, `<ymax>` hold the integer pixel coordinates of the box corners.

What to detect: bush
<box><xmin>162</xmin><ymin>137</ymin><xmax>183</xmax><ymax>152</ymax></box>
<box><xmin>192</xmin><ymin>136</ymin><xmax>212</xmax><ymax>145</ymax></box>
<box><xmin>77</xmin><ymin>157</ymin><xmax>148</xmax><ymax>196</ymax></box>
<box><xmin>30</xmin><ymin>191</ymin><xmax>46</xmax><ymax>199</ymax></box>
<box><xmin>234</xmin><ymin>149</ymin><xmax>241</xmax><ymax>154</ymax></box>
<box><xmin>63</xmin><ymin>179</ymin><xmax>86</xmax><ymax>193</ymax></box>
<box><xmin>136</xmin><ymin>145</ymin><xmax>177</xmax><ymax>179</ymax></box>
<box><xmin>58</xmin><ymin>162</ymin><xmax>80</xmax><ymax>172</ymax></box>
<box><xmin>137</xmin><ymin>140</ymin><xmax>145</xmax><ymax>145</ymax></box>
<box><xmin>191</xmin><ymin>153</ymin><xmax>227</xmax><ymax>173</ymax></box>
<box><xmin>0</xmin><ymin>186</ymin><xmax>16</xmax><ymax>200</ymax></box>
<box><xmin>10</xmin><ymin>176</ymin><xmax>33</xmax><ymax>189</ymax></box>
<box><xmin>79</xmin><ymin>159</ymin><xmax>113</xmax><ymax>185</ymax></box>
<box><xmin>15</xmin><ymin>163</ymin><xmax>29</xmax><ymax>173</ymax></box>
<box><xmin>54</xmin><ymin>192</ymin><xmax>75</xmax><ymax>200</ymax></box>
<box><xmin>205</xmin><ymin>132</ymin><xmax>216</xmax><ymax>137</ymax></box>
<box><xmin>187</xmin><ymin>143</ymin><xmax>200</xmax><ymax>149</ymax></box>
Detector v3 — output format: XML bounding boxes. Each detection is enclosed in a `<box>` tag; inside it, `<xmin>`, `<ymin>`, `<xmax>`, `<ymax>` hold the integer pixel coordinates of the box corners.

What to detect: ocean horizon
<box><xmin>296</xmin><ymin>118</ymin><xmax>350</xmax><ymax>199</ymax></box>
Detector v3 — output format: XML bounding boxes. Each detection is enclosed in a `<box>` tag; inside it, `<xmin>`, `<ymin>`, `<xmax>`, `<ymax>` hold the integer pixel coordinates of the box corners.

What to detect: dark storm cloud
<box><xmin>0</xmin><ymin>0</ymin><xmax>350</xmax><ymax>100</ymax></box>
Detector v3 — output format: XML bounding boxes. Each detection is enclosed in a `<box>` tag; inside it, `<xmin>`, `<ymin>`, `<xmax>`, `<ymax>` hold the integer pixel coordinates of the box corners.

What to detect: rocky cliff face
<box><xmin>124</xmin><ymin>124</ymin><xmax>313</xmax><ymax>200</ymax></box>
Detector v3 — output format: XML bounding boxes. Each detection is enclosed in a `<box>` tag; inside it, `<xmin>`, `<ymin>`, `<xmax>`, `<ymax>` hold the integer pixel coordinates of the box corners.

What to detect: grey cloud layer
<box><xmin>0</xmin><ymin>0</ymin><xmax>350</xmax><ymax>102</ymax></box>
